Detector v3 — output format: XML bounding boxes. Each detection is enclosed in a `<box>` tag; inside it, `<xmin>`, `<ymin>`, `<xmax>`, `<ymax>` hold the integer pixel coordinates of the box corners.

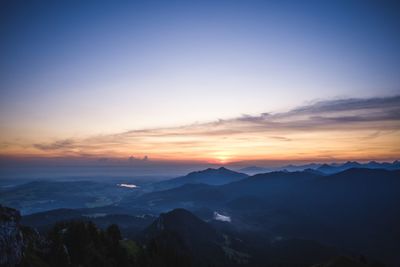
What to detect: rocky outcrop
<box><xmin>0</xmin><ymin>205</ymin><xmax>24</xmax><ymax>267</ymax></box>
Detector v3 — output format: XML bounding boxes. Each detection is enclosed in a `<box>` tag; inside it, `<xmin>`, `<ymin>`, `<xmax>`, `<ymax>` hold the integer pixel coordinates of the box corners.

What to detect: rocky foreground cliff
<box><xmin>0</xmin><ymin>205</ymin><xmax>25</xmax><ymax>267</ymax></box>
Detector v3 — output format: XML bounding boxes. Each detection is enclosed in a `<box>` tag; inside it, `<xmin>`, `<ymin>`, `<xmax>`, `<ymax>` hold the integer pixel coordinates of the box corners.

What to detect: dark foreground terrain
<box><xmin>1</xmin><ymin>164</ymin><xmax>399</xmax><ymax>266</ymax></box>
<box><xmin>0</xmin><ymin>205</ymin><xmax>386</xmax><ymax>267</ymax></box>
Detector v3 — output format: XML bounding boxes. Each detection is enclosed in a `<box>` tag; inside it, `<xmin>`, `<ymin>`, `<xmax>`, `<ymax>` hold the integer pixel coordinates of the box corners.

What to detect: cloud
<box><xmin>33</xmin><ymin>139</ymin><xmax>75</xmax><ymax>151</ymax></box>
<box><xmin>128</xmin><ymin>155</ymin><xmax>149</xmax><ymax>162</ymax></box>
<box><xmin>226</xmin><ymin>95</ymin><xmax>400</xmax><ymax>130</ymax></box>
<box><xmin>289</xmin><ymin>96</ymin><xmax>400</xmax><ymax>114</ymax></box>
<box><xmin>213</xmin><ymin>211</ymin><xmax>231</xmax><ymax>222</ymax></box>
<box><xmin>28</xmin><ymin>96</ymin><xmax>400</xmax><ymax>161</ymax></box>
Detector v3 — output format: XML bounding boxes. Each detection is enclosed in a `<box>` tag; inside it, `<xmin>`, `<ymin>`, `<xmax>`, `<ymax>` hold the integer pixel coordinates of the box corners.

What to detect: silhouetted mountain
<box><xmin>132</xmin><ymin>168</ymin><xmax>400</xmax><ymax>204</ymax></box>
<box><xmin>238</xmin><ymin>166</ymin><xmax>270</xmax><ymax>175</ymax></box>
<box><xmin>151</xmin><ymin>167</ymin><xmax>248</xmax><ymax>190</ymax></box>
<box><xmin>277</xmin><ymin>163</ymin><xmax>322</xmax><ymax>172</ymax></box>
<box><xmin>131</xmin><ymin>168</ymin><xmax>400</xmax><ymax>212</ymax></box>
<box><xmin>365</xmin><ymin>160</ymin><xmax>400</xmax><ymax>170</ymax></box>
<box><xmin>222</xmin><ymin>170</ymin><xmax>322</xmax><ymax>199</ymax></box>
<box><xmin>316</xmin><ymin>160</ymin><xmax>400</xmax><ymax>174</ymax></box>
<box><xmin>126</xmin><ymin>168</ymin><xmax>400</xmax><ymax>265</ymax></box>
<box><xmin>235</xmin><ymin>160</ymin><xmax>400</xmax><ymax>176</ymax></box>
<box><xmin>303</xmin><ymin>168</ymin><xmax>325</xmax><ymax>175</ymax></box>
<box><xmin>10</xmin><ymin>204</ymin><xmax>349</xmax><ymax>267</ymax></box>
<box><xmin>128</xmin><ymin>183</ymin><xmax>223</xmax><ymax>212</ymax></box>
<box><xmin>140</xmin><ymin>208</ymin><xmax>354</xmax><ymax>266</ymax></box>
<box><xmin>238</xmin><ymin>163</ymin><xmax>323</xmax><ymax>174</ymax></box>
<box><xmin>342</xmin><ymin>161</ymin><xmax>362</xmax><ymax>168</ymax></box>
<box><xmin>316</xmin><ymin>163</ymin><xmax>338</xmax><ymax>174</ymax></box>
<box><xmin>142</xmin><ymin>208</ymin><xmax>222</xmax><ymax>244</ymax></box>
<box><xmin>4</xmin><ymin>166</ymin><xmax>400</xmax><ymax>266</ymax></box>
<box><xmin>140</xmin><ymin>208</ymin><xmax>249</xmax><ymax>266</ymax></box>
<box><xmin>316</xmin><ymin>161</ymin><xmax>362</xmax><ymax>174</ymax></box>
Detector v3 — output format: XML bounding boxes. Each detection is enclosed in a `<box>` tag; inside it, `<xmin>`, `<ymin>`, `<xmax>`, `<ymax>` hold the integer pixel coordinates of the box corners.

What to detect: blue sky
<box><xmin>0</xmin><ymin>0</ymin><xmax>399</xmax><ymax>162</ymax></box>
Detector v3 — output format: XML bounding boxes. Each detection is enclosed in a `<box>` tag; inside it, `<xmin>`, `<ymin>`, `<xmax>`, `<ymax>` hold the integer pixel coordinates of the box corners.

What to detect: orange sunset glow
<box><xmin>1</xmin><ymin>0</ymin><xmax>399</xmax><ymax>168</ymax></box>
<box><xmin>1</xmin><ymin>97</ymin><xmax>399</xmax><ymax>164</ymax></box>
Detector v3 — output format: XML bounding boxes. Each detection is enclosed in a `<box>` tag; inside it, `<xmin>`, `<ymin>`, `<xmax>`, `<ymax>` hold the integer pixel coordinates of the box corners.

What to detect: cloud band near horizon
<box><xmin>1</xmin><ymin>95</ymin><xmax>400</xmax><ymax>163</ymax></box>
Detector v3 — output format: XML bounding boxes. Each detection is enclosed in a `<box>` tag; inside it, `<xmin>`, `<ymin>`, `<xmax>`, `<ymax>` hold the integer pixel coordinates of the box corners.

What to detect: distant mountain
<box><xmin>128</xmin><ymin>170</ymin><xmax>323</xmax><ymax>211</ymax></box>
<box><xmin>303</xmin><ymin>168</ymin><xmax>325</xmax><ymax>175</ymax></box>
<box><xmin>238</xmin><ymin>166</ymin><xmax>270</xmax><ymax>175</ymax></box>
<box><xmin>317</xmin><ymin>161</ymin><xmax>363</xmax><ymax>174</ymax></box>
<box><xmin>364</xmin><ymin>160</ymin><xmax>400</xmax><ymax>170</ymax></box>
<box><xmin>126</xmin><ymin>168</ymin><xmax>400</xmax><ymax>265</ymax></box>
<box><xmin>316</xmin><ymin>163</ymin><xmax>338</xmax><ymax>174</ymax></box>
<box><xmin>146</xmin><ymin>161</ymin><xmax>400</xmax><ymax>195</ymax></box>
<box><xmin>11</xmin><ymin>166</ymin><xmax>400</xmax><ymax>266</ymax></box>
<box><xmin>222</xmin><ymin>170</ymin><xmax>322</xmax><ymax>198</ymax></box>
<box><xmin>132</xmin><ymin>167</ymin><xmax>400</xmax><ymax>211</ymax></box>
<box><xmin>277</xmin><ymin>163</ymin><xmax>322</xmax><ymax>172</ymax></box>
<box><xmin>130</xmin><ymin>168</ymin><xmax>400</xmax><ymax>210</ymax></box>
<box><xmin>127</xmin><ymin>183</ymin><xmax>223</xmax><ymax>212</ymax></box>
<box><xmin>151</xmin><ymin>167</ymin><xmax>248</xmax><ymax>191</ymax></box>
<box><xmin>238</xmin><ymin>163</ymin><xmax>322</xmax><ymax>174</ymax></box>
<box><xmin>316</xmin><ymin>160</ymin><xmax>400</xmax><ymax>174</ymax></box>
<box><xmin>238</xmin><ymin>161</ymin><xmax>400</xmax><ymax>175</ymax></box>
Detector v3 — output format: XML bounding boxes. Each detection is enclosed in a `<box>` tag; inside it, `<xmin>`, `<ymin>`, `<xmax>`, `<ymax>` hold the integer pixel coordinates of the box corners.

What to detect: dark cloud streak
<box><xmin>32</xmin><ymin>96</ymin><xmax>400</xmax><ymax>155</ymax></box>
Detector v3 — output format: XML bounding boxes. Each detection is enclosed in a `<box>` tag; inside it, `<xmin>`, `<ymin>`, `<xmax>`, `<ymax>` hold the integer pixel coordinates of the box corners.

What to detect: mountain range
<box><xmin>149</xmin><ymin>167</ymin><xmax>248</xmax><ymax>191</ymax></box>
<box><xmin>120</xmin><ymin>168</ymin><xmax>400</xmax><ymax>265</ymax></box>
<box><xmin>1</xmin><ymin>163</ymin><xmax>400</xmax><ymax>266</ymax></box>
<box><xmin>238</xmin><ymin>160</ymin><xmax>400</xmax><ymax>175</ymax></box>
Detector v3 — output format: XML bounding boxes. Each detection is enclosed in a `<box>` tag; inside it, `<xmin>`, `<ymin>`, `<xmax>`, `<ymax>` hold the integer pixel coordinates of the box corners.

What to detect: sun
<box><xmin>213</xmin><ymin>152</ymin><xmax>232</xmax><ymax>164</ymax></box>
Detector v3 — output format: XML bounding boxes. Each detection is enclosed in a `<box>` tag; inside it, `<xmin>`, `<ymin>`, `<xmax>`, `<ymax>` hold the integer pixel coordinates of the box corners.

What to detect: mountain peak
<box><xmin>143</xmin><ymin>208</ymin><xmax>221</xmax><ymax>247</ymax></box>
<box><xmin>343</xmin><ymin>161</ymin><xmax>361</xmax><ymax>166</ymax></box>
<box><xmin>182</xmin><ymin>167</ymin><xmax>247</xmax><ymax>184</ymax></box>
<box><xmin>152</xmin><ymin>167</ymin><xmax>248</xmax><ymax>190</ymax></box>
<box><xmin>160</xmin><ymin>208</ymin><xmax>197</xmax><ymax>221</ymax></box>
<box><xmin>319</xmin><ymin>163</ymin><xmax>332</xmax><ymax>168</ymax></box>
<box><xmin>239</xmin><ymin>166</ymin><xmax>269</xmax><ymax>175</ymax></box>
<box><xmin>153</xmin><ymin>208</ymin><xmax>198</xmax><ymax>231</ymax></box>
<box><xmin>150</xmin><ymin>208</ymin><xmax>216</xmax><ymax>232</ymax></box>
<box><xmin>195</xmin><ymin>166</ymin><xmax>233</xmax><ymax>174</ymax></box>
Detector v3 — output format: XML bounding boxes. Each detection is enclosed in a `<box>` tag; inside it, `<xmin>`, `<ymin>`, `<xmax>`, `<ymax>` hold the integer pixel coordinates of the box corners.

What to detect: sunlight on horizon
<box><xmin>0</xmin><ymin>1</ymin><xmax>399</xmax><ymax>164</ymax></box>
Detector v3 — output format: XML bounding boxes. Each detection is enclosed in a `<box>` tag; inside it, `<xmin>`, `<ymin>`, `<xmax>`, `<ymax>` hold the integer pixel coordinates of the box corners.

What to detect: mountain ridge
<box><xmin>150</xmin><ymin>167</ymin><xmax>248</xmax><ymax>191</ymax></box>
<box><xmin>237</xmin><ymin>160</ymin><xmax>400</xmax><ymax>175</ymax></box>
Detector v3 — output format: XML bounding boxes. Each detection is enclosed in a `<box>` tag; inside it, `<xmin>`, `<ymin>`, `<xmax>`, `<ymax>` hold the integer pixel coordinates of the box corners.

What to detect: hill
<box><xmin>150</xmin><ymin>167</ymin><xmax>248</xmax><ymax>191</ymax></box>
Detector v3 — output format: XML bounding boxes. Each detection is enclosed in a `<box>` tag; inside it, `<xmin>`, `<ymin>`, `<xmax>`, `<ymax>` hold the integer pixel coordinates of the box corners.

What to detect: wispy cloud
<box><xmin>33</xmin><ymin>139</ymin><xmax>75</xmax><ymax>151</ymax></box>
<box><xmin>20</xmin><ymin>95</ymin><xmax>400</xmax><ymax>162</ymax></box>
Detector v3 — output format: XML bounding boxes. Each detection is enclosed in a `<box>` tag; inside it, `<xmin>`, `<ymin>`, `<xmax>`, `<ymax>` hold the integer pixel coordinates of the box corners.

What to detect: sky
<box><xmin>1</xmin><ymin>0</ymin><xmax>399</xmax><ymax>165</ymax></box>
